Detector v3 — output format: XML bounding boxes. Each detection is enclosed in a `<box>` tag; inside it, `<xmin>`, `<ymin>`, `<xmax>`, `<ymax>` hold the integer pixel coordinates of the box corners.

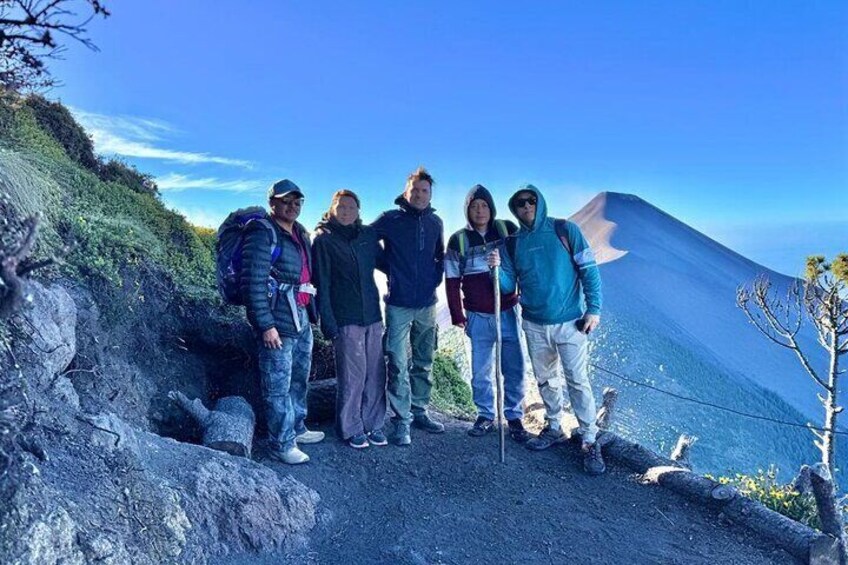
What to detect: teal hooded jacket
<box><xmin>499</xmin><ymin>185</ymin><xmax>602</xmax><ymax>325</ymax></box>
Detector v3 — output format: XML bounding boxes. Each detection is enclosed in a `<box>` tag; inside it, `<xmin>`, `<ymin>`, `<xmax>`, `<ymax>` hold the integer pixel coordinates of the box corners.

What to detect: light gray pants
<box><xmin>522</xmin><ymin>318</ymin><xmax>599</xmax><ymax>444</ymax></box>
<box><xmin>334</xmin><ymin>321</ymin><xmax>387</xmax><ymax>439</ymax></box>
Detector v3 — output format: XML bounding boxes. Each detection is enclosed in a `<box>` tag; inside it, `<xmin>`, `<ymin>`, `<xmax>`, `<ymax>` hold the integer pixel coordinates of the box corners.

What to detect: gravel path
<box><xmin>259</xmin><ymin>415</ymin><xmax>798</xmax><ymax>565</ymax></box>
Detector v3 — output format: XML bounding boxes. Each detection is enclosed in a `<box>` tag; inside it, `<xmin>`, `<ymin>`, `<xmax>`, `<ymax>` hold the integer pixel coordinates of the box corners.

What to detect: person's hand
<box><xmin>263</xmin><ymin>327</ymin><xmax>282</xmax><ymax>349</ymax></box>
<box><xmin>486</xmin><ymin>249</ymin><xmax>500</xmax><ymax>268</ymax></box>
<box><xmin>453</xmin><ymin>320</ymin><xmax>466</xmax><ymax>329</ymax></box>
<box><xmin>581</xmin><ymin>314</ymin><xmax>600</xmax><ymax>334</ymax></box>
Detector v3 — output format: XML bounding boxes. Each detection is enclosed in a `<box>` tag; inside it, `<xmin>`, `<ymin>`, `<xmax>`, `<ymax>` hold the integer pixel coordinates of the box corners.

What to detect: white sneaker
<box><xmin>278</xmin><ymin>446</ymin><xmax>310</xmax><ymax>465</ymax></box>
<box><xmin>296</xmin><ymin>429</ymin><xmax>325</xmax><ymax>444</ymax></box>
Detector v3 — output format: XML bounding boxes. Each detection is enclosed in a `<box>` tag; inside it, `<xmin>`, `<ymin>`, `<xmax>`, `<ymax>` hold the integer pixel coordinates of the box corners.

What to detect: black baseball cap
<box><xmin>268</xmin><ymin>179</ymin><xmax>304</xmax><ymax>200</ymax></box>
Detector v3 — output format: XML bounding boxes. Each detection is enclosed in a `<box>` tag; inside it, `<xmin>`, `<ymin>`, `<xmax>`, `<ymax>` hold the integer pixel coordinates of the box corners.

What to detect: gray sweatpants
<box><xmin>334</xmin><ymin>321</ymin><xmax>387</xmax><ymax>439</ymax></box>
<box><xmin>523</xmin><ymin>318</ymin><xmax>599</xmax><ymax>444</ymax></box>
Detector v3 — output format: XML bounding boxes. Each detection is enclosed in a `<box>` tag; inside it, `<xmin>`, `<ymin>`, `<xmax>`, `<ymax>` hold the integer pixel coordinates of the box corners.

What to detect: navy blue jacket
<box><xmin>372</xmin><ymin>195</ymin><xmax>445</xmax><ymax>308</ymax></box>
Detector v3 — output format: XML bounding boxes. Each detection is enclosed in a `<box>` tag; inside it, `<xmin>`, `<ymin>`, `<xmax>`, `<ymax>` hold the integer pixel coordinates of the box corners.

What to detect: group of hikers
<box><xmin>233</xmin><ymin>166</ymin><xmax>606</xmax><ymax>475</ymax></box>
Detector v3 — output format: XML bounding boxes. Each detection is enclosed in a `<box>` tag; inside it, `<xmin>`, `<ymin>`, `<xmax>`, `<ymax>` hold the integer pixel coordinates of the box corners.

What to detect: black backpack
<box><xmin>215</xmin><ymin>207</ymin><xmax>281</xmax><ymax>305</ymax></box>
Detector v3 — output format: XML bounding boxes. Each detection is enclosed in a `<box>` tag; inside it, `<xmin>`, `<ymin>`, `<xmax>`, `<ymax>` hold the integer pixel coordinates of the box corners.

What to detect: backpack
<box><xmin>457</xmin><ymin>219</ymin><xmax>509</xmax><ymax>272</ymax></box>
<box><xmin>505</xmin><ymin>218</ymin><xmax>577</xmax><ymax>268</ymax></box>
<box><xmin>216</xmin><ymin>207</ymin><xmax>281</xmax><ymax>305</ymax></box>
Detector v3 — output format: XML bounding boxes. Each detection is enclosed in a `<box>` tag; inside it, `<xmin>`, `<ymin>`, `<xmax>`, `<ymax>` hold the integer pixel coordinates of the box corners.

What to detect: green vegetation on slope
<box><xmin>0</xmin><ymin>90</ymin><xmax>223</xmax><ymax>328</ymax></box>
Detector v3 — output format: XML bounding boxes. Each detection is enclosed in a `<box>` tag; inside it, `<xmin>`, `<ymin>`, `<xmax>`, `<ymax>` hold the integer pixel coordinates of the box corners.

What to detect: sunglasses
<box><xmin>514</xmin><ymin>196</ymin><xmax>537</xmax><ymax>208</ymax></box>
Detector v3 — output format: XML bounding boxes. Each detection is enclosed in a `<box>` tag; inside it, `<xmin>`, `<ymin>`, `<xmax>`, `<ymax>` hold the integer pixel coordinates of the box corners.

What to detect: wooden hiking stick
<box><xmin>493</xmin><ymin>264</ymin><xmax>506</xmax><ymax>463</ymax></box>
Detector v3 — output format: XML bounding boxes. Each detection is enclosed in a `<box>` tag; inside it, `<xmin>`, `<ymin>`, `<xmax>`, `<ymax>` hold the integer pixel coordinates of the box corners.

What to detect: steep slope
<box><xmin>573</xmin><ymin>192</ymin><xmax>824</xmax><ymax>418</ymax></box>
<box><xmin>570</xmin><ymin>192</ymin><xmax>837</xmax><ymax>476</ymax></box>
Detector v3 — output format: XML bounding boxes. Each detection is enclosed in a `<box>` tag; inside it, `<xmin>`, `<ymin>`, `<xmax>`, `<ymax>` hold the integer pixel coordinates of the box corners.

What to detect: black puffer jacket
<box><xmin>240</xmin><ymin>218</ymin><xmax>317</xmax><ymax>337</ymax></box>
<box><xmin>312</xmin><ymin>217</ymin><xmax>382</xmax><ymax>339</ymax></box>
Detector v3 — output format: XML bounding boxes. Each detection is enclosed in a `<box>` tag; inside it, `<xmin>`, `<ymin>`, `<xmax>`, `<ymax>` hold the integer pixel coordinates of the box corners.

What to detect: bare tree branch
<box><xmin>0</xmin><ymin>0</ymin><xmax>109</xmax><ymax>90</ymax></box>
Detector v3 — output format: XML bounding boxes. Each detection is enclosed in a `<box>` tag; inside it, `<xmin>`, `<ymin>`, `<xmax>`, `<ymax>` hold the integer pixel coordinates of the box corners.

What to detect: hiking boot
<box><xmin>507</xmin><ymin>419</ymin><xmax>530</xmax><ymax>444</ymax></box>
<box><xmin>367</xmin><ymin>429</ymin><xmax>388</xmax><ymax>446</ymax></box>
<box><xmin>267</xmin><ymin>446</ymin><xmax>310</xmax><ymax>465</ymax></box>
<box><xmin>412</xmin><ymin>413</ymin><xmax>445</xmax><ymax>434</ymax></box>
<box><xmin>349</xmin><ymin>434</ymin><xmax>369</xmax><ymax>449</ymax></box>
<box><xmin>526</xmin><ymin>425</ymin><xmax>566</xmax><ymax>451</ymax></box>
<box><xmin>393</xmin><ymin>422</ymin><xmax>411</xmax><ymax>446</ymax></box>
<box><xmin>467</xmin><ymin>416</ymin><xmax>495</xmax><ymax>437</ymax></box>
<box><xmin>583</xmin><ymin>441</ymin><xmax>606</xmax><ymax>475</ymax></box>
<box><xmin>296</xmin><ymin>429</ymin><xmax>325</xmax><ymax>444</ymax></box>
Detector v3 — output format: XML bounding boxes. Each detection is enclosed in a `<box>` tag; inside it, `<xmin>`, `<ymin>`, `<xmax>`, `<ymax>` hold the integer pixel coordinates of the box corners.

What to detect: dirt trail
<box><xmin>243</xmin><ymin>415</ymin><xmax>797</xmax><ymax>564</ymax></box>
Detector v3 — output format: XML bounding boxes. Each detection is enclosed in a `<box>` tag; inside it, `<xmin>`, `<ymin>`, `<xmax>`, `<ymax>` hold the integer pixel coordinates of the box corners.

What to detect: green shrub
<box><xmin>0</xmin><ymin>92</ymin><xmax>221</xmax><ymax>328</ymax></box>
<box><xmin>99</xmin><ymin>159</ymin><xmax>158</xmax><ymax>195</ymax></box>
<box><xmin>431</xmin><ymin>350</ymin><xmax>475</xmax><ymax>419</ymax></box>
<box><xmin>24</xmin><ymin>95</ymin><xmax>98</xmax><ymax>171</ymax></box>
<box><xmin>708</xmin><ymin>466</ymin><xmax>826</xmax><ymax>530</ymax></box>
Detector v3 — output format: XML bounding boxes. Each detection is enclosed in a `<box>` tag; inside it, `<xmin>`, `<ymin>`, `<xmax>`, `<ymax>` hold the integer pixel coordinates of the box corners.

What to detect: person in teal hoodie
<box><xmin>486</xmin><ymin>184</ymin><xmax>606</xmax><ymax>475</ymax></box>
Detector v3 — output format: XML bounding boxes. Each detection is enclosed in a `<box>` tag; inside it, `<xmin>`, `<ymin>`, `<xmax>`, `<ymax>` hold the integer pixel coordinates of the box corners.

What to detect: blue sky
<box><xmin>48</xmin><ymin>1</ymin><xmax>846</xmax><ymax>276</ymax></box>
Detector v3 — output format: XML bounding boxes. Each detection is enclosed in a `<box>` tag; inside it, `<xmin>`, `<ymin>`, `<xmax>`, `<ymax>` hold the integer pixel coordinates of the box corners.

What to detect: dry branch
<box><xmin>595</xmin><ymin>387</ymin><xmax>618</xmax><ymax>431</ymax></box>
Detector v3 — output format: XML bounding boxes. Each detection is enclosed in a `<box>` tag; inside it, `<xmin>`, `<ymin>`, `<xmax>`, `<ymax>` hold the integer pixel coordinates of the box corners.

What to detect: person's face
<box><xmin>404</xmin><ymin>179</ymin><xmax>432</xmax><ymax>210</ymax></box>
<box><xmin>513</xmin><ymin>191</ymin><xmax>537</xmax><ymax>226</ymax></box>
<box><xmin>271</xmin><ymin>195</ymin><xmax>303</xmax><ymax>223</ymax></box>
<box><xmin>332</xmin><ymin>195</ymin><xmax>360</xmax><ymax>226</ymax></box>
<box><xmin>468</xmin><ymin>198</ymin><xmax>491</xmax><ymax>229</ymax></box>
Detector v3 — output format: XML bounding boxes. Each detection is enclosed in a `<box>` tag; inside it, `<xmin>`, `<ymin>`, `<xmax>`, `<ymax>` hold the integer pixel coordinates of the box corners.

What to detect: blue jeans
<box><xmin>465</xmin><ymin>307</ymin><xmax>525</xmax><ymax>421</ymax></box>
<box><xmin>257</xmin><ymin>306</ymin><xmax>313</xmax><ymax>451</ymax></box>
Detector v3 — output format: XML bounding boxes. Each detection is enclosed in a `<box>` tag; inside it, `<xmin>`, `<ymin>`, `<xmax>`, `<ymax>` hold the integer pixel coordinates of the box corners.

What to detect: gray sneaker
<box><xmin>393</xmin><ymin>422</ymin><xmax>411</xmax><ymax>446</ymax></box>
<box><xmin>412</xmin><ymin>413</ymin><xmax>445</xmax><ymax>434</ymax></box>
<box><xmin>583</xmin><ymin>441</ymin><xmax>606</xmax><ymax>475</ymax></box>
<box><xmin>526</xmin><ymin>425</ymin><xmax>566</xmax><ymax>451</ymax></box>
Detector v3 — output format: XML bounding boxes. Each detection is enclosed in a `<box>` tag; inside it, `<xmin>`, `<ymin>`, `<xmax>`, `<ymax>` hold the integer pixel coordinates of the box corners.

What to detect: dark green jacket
<box><xmin>240</xmin><ymin>218</ymin><xmax>317</xmax><ymax>337</ymax></box>
<box><xmin>312</xmin><ymin>217</ymin><xmax>382</xmax><ymax>339</ymax></box>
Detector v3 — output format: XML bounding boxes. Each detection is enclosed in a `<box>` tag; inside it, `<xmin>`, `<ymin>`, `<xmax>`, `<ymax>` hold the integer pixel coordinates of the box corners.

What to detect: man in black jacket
<box><xmin>241</xmin><ymin>179</ymin><xmax>324</xmax><ymax>465</ymax></box>
<box><xmin>372</xmin><ymin>167</ymin><xmax>445</xmax><ymax>445</ymax></box>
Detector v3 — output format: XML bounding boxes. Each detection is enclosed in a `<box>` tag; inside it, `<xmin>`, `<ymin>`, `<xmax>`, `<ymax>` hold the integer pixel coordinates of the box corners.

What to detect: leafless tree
<box><xmin>0</xmin><ymin>191</ymin><xmax>62</xmax><ymax>319</ymax></box>
<box><xmin>737</xmin><ymin>255</ymin><xmax>848</xmax><ymax>477</ymax></box>
<box><xmin>0</xmin><ymin>0</ymin><xmax>109</xmax><ymax>91</ymax></box>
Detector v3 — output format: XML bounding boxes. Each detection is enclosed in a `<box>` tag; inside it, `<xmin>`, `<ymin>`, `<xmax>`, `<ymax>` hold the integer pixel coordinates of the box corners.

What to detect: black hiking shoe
<box><xmin>583</xmin><ymin>441</ymin><xmax>606</xmax><ymax>475</ymax></box>
<box><xmin>526</xmin><ymin>424</ymin><xmax>566</xmax><ymax>451</ymax></box>
<box><xmin>367</xmin><ymin>429</ymin><xmax>388</xmax><ymax>446</ymax></box>
<box><xmin>348</xmin><ymin>434</ymin><xmax>369</xmax><ymax>449</ymax></box>
<box><xmin>412</xmin><ymin>413</ymin><xmax>445</xmax><ymax>434</ymax></box>
<box><xmin>467</xmin><ymin>416</ymin><xmax>495</xmax><ymax>437</ymax></box>
<box><xmin>507</xmin><ymin>419</ymin><xmax>529</xmax><ymax>443</ymax></box>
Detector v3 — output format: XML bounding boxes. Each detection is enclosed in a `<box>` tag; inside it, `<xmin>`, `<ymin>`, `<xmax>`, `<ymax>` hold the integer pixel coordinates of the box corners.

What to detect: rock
<box><xmin>19</xmin><ymin>506</ymin><xmax>85</xmax><ymax>565</ymax></box>
<box><xmin>11</xmin><ymin>281</ymin><xmax>77</xmax><ymax>395</ymax></box>
<box><xmin>189</xmin><ymin>459</ymin><xmax>319</xmax><ymax>554</ymax></box>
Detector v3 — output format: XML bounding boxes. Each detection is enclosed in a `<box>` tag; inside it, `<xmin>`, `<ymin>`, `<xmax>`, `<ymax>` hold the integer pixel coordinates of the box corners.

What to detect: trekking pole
<box><xmin>492</xmin><ymin>263</ymin><xmax>506</xmax><ymax>464</ymax></box>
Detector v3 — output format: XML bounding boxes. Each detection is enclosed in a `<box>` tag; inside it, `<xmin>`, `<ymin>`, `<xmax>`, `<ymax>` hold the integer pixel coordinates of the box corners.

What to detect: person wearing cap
<box><xmin>486</xmin><ymin>184</ymin><xmax>606</xmax><ymax>475</ymax></box>
<box><xmin>241</xmin><ymin>179</ymin><xmax>324</xmax><ymax>465</ymax></box>
<box><xmin>312</xmin><ymin>189</ymin><xmax>388</xmax><ymax>449</ymax></box>
<box><xmin>445</xmin><ymin>184</ymin><xmax>528</xmax><ymax>442</ymax></box>
<box><xmin>372</xmin><ymin>166</ymin><xmax>445</xmax><ymax>446</ymax></box>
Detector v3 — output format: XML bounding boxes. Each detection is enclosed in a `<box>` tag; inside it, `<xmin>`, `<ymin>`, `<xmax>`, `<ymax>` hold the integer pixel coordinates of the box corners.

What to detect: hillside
<box><xmin>0</xmin><ymin>91</ymin><xmax>330</xmax><ymax>563</ymax></box>
<box><xmin>572</xmin><ymin>192</ymin><xmax>840</xmax><ymax>477</ymax></box>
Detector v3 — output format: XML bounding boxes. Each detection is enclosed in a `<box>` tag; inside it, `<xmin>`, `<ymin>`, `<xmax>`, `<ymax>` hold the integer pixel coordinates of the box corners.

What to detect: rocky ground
<box><xmin>228</xmin><ymin>417</ymin><xmax>798</xmax><ymax>565</ymax></box>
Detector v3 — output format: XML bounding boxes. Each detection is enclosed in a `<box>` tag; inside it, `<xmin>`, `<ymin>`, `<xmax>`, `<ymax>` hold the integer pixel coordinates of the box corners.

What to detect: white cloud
<box><xmin>174</xmin><ymin>206</ymin><xmax>226</xmax><ymax>229</ymax></box>
<box><xmin>70</xmin><ymin>108</ymin><xmax>252</xmax><ymax>168</ymax></box>
<box><xmin>155</xmin><ymin>173</ymin><xmax>264</xmax><ymax>193</ymax></box>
